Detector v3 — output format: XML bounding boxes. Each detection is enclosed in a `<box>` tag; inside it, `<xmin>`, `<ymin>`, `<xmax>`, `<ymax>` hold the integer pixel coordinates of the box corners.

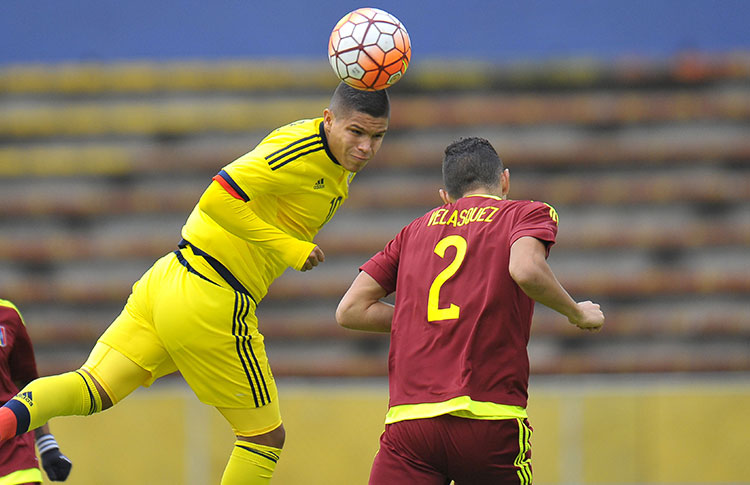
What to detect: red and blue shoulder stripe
<box><xmin>213</xmin><ymin>170</ymin><xmax>250</xmax><ymax>202</ymax></box>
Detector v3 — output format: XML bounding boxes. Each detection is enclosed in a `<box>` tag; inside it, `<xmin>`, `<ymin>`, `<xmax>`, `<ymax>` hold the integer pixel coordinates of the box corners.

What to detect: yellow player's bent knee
<box><xmin>217</xmin><ymin>399</ymin><xmax>282</xmax><ymax>439</ymax></box>
<box><xmin>81</xmin><ymin>342</ymin><xmax>151</xmax><ymax>405</ymax></box>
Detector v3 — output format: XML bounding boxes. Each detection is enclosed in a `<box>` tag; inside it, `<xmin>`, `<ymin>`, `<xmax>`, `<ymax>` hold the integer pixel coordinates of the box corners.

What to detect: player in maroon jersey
<box><xmin>336</xmin><ymin>137</ymin><xmax>604</xmax><ymax>484</ymax></box>
<box><xmin>0</xmin><ymin>299</ymin><xmax>72</xmax><ymax>483</ymax></box>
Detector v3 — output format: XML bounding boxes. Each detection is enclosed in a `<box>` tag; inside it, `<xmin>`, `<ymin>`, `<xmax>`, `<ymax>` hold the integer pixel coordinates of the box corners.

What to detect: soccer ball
<box><xmin>328</xmin><ymin>7</ymin><xmax>411</xmax><ymax>91</ymax></box>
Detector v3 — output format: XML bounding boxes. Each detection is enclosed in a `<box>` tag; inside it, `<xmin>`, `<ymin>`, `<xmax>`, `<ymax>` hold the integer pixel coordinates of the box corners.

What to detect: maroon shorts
<box><xmin>369</xmin><ymin>414</ymin><xmax>532</xmax><ymax>485</ymax></box>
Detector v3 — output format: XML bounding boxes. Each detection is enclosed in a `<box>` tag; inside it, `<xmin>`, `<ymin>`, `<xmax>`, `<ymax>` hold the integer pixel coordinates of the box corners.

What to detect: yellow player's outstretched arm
<box><xmin>199</xmin><ymin>180</ymin><xmax>317</xmax><ymax>271</ymax></box>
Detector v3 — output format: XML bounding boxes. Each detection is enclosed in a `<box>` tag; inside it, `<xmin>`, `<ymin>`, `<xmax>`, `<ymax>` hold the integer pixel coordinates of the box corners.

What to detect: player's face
<box><xmin>324</xmin><ymin>108</ymin><xmax>388</xmax><ymax>172</ymax></box>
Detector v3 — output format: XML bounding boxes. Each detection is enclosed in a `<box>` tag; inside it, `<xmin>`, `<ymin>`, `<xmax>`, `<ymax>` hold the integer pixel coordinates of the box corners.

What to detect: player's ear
<box><xmin>439</xmin><ymin>188</ymin><xmax>453</xmax><ymax>204</ymax></box>
<box><xmin>501</xmin><ymin>169</ymin><xmax>510</xmax><ymax>199</ymax></box>
<box><xmin>323</xmin><ymin>108</ymin><xmax>334</xmax><ymax>129</ymax></box>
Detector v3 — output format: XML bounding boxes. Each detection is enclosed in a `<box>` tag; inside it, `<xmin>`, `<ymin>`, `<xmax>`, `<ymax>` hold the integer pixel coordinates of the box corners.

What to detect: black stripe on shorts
<box><xmin>232</xmin><ymin>292</ymin><xmax>271</xmax><ymax>407</ymax></box>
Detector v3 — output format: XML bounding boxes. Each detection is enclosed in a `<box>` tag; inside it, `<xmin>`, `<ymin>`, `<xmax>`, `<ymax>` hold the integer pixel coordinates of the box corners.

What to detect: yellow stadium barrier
<box><xmin>44</xmin><ymin>377</ymin><xmax>750</xmax><ymax>484</ymax></box>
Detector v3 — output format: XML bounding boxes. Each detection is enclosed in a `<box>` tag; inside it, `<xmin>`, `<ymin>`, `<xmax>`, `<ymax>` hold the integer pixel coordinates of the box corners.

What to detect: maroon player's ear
<box><xmin>501</xmin><ymin>169</ymin><xmax>510</xmax><ymax>199</ymax></box>
<box><xmin>439</xmin><ymin>188</ymin><xmax>453</xmax><ymax>204</ymax></box>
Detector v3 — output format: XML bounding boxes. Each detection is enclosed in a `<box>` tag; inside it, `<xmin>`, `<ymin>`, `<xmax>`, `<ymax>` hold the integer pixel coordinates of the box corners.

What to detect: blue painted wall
<box><xmin>1</xmin><ymin>0</ymin><xmax>748</xmax><ymax>65</ymax></box>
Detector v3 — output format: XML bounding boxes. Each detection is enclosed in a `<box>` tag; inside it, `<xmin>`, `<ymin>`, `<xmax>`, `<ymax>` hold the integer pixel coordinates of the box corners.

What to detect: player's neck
<box><xmin>462</xmin><ymin>188</ymin><xmax>506</xmax><ymax>200</ymax></box>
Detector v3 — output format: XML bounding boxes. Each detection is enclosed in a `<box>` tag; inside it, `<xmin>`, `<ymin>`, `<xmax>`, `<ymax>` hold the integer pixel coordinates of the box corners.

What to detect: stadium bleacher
<box><xmin>1</xmin><ymin>54</ymin><xmax>748</xmax><ymax>377</ymax></box>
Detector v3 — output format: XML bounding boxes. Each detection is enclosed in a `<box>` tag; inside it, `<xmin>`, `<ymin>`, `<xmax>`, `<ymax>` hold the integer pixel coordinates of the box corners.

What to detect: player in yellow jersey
<box><xmin>0</xmin><ymin>82</ymin><xmax>390</xmax><ymax>484</ymax></box>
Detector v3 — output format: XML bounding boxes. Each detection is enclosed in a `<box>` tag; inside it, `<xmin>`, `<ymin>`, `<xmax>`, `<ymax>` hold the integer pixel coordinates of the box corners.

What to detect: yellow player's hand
<box><xmin>300</xmin><ymin>246</ymin><xmax>325</xmax><ymax>272</ymax></box>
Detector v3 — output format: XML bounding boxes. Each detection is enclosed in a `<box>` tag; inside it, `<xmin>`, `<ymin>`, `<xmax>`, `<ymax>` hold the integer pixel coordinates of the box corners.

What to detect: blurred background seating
<box><xmin>1</xmin><ymin>55</ymin><xmax>749</xmax><ymax>377</ymax></box>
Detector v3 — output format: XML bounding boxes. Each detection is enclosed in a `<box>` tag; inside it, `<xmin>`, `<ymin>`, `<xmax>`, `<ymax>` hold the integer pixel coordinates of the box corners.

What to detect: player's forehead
<box><xmin>339</xmin><ymin>110</ymin><xmax>389</xmax><ymax>133</ymax></box>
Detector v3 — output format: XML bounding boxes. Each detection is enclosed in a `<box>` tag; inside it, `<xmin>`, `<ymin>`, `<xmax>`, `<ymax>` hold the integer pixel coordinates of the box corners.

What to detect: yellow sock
<box><xmin>220</xmin><ymin>441</ymin><xmax>281</xmax><ymax>485</ymax></box>
<box><xmin>4</xmin><ymin>370</ymin><xmax>103</xmax><ymax>436</ymax></box>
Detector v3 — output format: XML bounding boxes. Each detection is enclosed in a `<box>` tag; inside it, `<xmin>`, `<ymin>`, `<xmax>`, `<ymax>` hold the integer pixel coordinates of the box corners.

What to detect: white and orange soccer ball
<box><xmin>328</xmin><ymin>7</ymin><xmax>411</xmax><ymax>91</ymax></box>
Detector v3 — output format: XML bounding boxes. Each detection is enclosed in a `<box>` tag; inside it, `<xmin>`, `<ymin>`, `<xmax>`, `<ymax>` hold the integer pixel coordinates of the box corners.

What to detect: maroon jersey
<box><xmin>361</xmin><ymin>196</ymin><xmax>558</xmax><ymax>409</ymax></box>
<box><xmin>0</xmin><ymin>301</ymin><xmax>41</xmax><ymax>476</ymax></box>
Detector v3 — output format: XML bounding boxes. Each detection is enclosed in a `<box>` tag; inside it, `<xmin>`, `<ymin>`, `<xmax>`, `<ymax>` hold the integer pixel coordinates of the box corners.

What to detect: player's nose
<box><xmin>357</xmin><ymin>138</ymin><xmax>373</xmax><ymax>154</ymax></box>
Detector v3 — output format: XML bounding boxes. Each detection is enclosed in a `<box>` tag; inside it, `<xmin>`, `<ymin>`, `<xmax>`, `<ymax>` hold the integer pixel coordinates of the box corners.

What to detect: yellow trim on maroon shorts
<box><xmin>385</xmin><ymin>395</ymin><xmax>527</xmax><ymax>424</ymax></box>
<box><xmin>0</xmin><ymin>467</ymin><xmax>43</xmax><ymax>485</ymax></box>
<box><xmin>514</xmin><ymin>417</ymin><xmax>533</xmax><ymax>484</ymax></box>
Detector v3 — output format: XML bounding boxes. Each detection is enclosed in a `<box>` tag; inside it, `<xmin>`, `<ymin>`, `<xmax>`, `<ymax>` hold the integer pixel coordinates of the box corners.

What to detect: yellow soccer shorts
<box><xmin>95</xmin><ymin>252</ymin><xmax>281</xmax><ymax>435</ymax></box>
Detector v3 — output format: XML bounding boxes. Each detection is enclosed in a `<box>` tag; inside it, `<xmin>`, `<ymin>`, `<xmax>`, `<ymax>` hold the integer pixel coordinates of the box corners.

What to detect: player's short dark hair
<box><xmin>329</xmin><ymin>82</ymin><xmax>390</xmax><ymax>119</ymax></box>
<box><xmin>442</xmin><ymin>137</ymin><xmax>504</xmax><ymax>200</ymax></box>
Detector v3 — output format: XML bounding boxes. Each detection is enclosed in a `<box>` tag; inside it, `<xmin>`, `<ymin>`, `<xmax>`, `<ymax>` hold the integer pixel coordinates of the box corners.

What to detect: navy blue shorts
<box><xmin>369</xmin><ymin>414</ymin><xmax>533</xmax><ymax>485</ymax></box>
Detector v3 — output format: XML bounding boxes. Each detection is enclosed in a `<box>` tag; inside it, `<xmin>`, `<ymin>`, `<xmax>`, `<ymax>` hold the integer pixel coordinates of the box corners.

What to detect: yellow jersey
<box><xmin>181</xmin><ymin>117</ymin><xmax>355</xmax><ymax>302</ymax></box>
